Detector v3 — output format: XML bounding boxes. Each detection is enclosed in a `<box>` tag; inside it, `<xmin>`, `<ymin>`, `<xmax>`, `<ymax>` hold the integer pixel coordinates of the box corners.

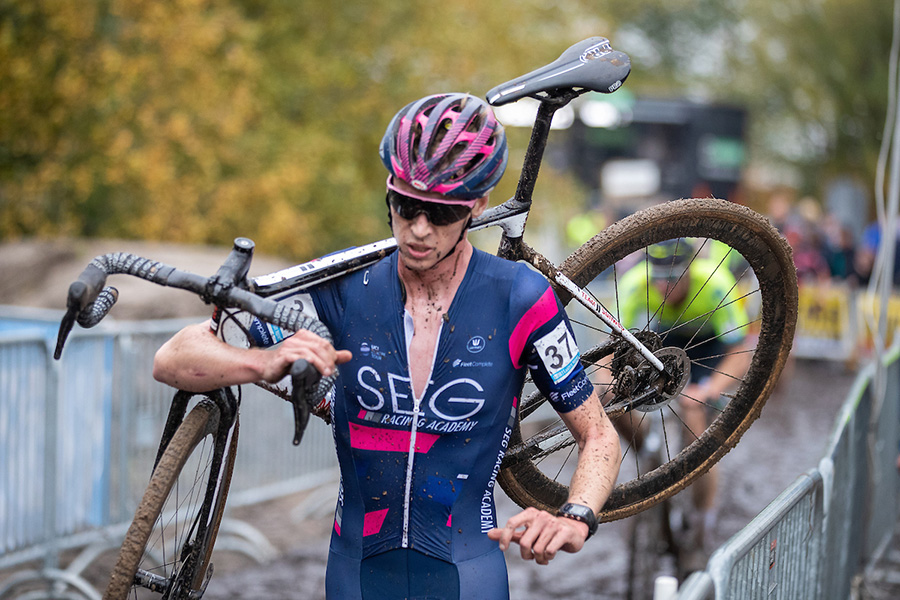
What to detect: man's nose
<box><xmin>409</xmin><ymin>212</ymin><xmax>432</xmax><ymax>235</ymax></box>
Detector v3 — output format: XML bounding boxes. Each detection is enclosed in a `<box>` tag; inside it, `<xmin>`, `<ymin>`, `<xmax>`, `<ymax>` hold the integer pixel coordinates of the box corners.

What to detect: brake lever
<box><xmin>54</xmin><ymin>308</ymin><xmax>77</xmax><ymax>360</ymax></box>
<box><xmin>289</xmin><ymin>359</ymin><xmax>322</xmax><ymax>446</ymax></box>
<box><xmin>54</xmin><ymin>264</ymin><xmax>117</xmax><ymax>359</ymax></box>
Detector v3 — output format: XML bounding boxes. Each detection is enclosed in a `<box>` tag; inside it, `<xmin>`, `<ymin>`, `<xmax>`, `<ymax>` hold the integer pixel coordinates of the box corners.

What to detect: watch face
<box><xmin>559</xmin><ymin>503</ymin><xmax>598</xmax><ymax>534</ymax></box>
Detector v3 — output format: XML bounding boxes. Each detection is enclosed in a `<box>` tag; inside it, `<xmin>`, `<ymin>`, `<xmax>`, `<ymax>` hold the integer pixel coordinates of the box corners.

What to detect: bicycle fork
<box><xmin>140</xmin><ymin>389</ymin><xmax>238</xmax><ymax>599</ymax></box>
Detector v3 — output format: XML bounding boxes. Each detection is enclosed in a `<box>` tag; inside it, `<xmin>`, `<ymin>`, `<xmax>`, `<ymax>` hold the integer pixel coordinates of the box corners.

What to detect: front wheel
<box><xmin>104</xmin><ymin>398</ymin><xmax>238</xmax><ymax>600</ymax></box>
<box><xmin>498</xmin><ymin>198</ymin><xmax>797</xmax><ymax>522</ymax></box>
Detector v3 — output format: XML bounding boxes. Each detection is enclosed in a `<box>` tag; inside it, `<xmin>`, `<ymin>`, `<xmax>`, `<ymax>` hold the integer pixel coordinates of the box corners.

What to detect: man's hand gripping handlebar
<box><xmin>53</xmin><ymin>237</ymin><xmax>336</xmax><ymax>446</ymax></box>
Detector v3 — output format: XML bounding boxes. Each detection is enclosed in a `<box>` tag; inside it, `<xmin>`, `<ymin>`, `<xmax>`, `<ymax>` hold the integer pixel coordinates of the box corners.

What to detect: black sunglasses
<box><xmin>386</xmin><ymin>189</ymin><xmax>472</xmax><ymax>226</ymax></box>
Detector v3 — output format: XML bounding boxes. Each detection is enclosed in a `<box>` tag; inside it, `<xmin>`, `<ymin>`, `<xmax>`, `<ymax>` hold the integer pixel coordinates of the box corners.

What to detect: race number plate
<box><xmin>533</xmin><ymin>322</ymin><xmax>580</xmax><ymax>384</ymax></box>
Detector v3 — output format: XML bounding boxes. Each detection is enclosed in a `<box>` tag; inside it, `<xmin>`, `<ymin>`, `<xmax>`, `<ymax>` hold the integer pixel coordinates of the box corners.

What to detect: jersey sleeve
<box><xmin>509</xmin><ymin>270</ymin><xmax>593</xmax><ymax>413</ymax></box>
<box><xmin>307</xmin><ymin>278</ymin><xmax>344</xmax><ymax>335</ymax></box>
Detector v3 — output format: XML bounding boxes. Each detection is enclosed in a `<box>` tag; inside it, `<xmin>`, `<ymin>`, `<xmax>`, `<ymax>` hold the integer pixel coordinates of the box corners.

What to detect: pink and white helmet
<box><xmin>379</xmin><ymin>93</ymin><xmax>508</xmax><ymax>200</ymax></box>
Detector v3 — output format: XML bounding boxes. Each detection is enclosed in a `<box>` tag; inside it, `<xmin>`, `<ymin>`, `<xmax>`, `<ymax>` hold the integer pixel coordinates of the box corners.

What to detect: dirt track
<box><xmin>195</xmin><ymin>358</ymin><xmax>855</xmax><ymax>600</ymax></box>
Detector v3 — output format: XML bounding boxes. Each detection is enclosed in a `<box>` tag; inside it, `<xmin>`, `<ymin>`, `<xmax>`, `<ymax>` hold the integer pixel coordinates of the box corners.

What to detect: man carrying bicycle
<box><xmin>153</xmin><ymin>93</ymin><xmax>621</xmax><ymax>599</ymax></box>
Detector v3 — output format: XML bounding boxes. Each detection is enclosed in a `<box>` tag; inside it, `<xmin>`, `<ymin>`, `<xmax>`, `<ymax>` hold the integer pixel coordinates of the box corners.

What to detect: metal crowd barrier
<box><xmin>676</xmin><ymin>343</ymin><xmax>900</xmax><ymax>599</ymax></box>
<box><xmin>0</xmin><ymin>313</ymin><xmax>338</xmax><ymax>598</ymax></box>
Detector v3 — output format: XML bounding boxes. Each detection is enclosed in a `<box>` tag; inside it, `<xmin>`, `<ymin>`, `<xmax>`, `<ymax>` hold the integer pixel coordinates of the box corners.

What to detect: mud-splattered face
<box><xmin>388</xmin><ymin>178</ymin><xmax>488</xmax><ymax>274</ymax></box>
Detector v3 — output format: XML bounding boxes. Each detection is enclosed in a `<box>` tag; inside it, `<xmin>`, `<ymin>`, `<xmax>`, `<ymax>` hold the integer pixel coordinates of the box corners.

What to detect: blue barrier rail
<box><xmin>0</xmin><ymin>311</ymin><xmax>338</xmax><ymax>598</ymax></box>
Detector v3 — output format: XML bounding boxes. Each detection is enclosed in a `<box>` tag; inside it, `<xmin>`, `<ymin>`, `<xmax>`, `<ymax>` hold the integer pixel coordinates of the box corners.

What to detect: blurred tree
<box><xmin>1</xmin><ymin>0</ymin><xmax>893</xmax><ymax>255</ymax></box>
<box><xmin>0</xmin><ymin>0</ymin><xmax>611</xmax><ymax>258</ymax></box>
<box><xmin>725</xmin><ymin>0</ymin><xmax>893</xmax><ymax>196</ymax></box>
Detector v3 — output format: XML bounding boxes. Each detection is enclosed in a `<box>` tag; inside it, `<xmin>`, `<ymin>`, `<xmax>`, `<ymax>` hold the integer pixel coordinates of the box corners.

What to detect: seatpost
<box><xmin>513</xmin><ymin>100</ymin><xmax>558</xmax><ymax>208</ymax></box>
<box><xmin>498</xmin><ymin>91</ymin><xmax>579</xmax><ymax>261</ymax></box>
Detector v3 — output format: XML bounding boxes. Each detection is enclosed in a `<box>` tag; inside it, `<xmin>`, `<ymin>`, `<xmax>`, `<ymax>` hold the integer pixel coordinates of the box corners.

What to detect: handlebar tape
<box><xmin>55</xmin><ymin>253</ymin><xmax>177</xmax><ymax>359</ymax></box>
<box><xmin>72</xmin><ymin>254</ymin><xmax>175</xmax><ymax>326</ymax></box>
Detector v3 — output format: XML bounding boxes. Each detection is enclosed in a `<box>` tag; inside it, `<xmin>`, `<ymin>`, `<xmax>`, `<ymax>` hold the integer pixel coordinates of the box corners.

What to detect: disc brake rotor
<box><xmin>633</xmin><ymin>346</ymin><xmax>690</xmax><ymax>413</ymax></box>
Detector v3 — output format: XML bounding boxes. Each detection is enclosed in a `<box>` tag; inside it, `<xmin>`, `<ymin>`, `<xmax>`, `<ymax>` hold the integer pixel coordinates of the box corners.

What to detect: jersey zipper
<box><xmin>401</xmin><ymin>309</ymin><xmax>442</xmax><ymax>548</ymax></box>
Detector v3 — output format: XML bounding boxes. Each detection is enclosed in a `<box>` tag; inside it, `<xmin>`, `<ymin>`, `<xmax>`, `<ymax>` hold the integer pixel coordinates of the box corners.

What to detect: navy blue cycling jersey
<box><xmin>308</xmin><ymin>249</ymin><xmax>592</xmax><ymax>565</ymax></box>
<box><xmin>220</xmin><ymin>248</ymin><xmax>593</xmax><ymax>597</ymax></box>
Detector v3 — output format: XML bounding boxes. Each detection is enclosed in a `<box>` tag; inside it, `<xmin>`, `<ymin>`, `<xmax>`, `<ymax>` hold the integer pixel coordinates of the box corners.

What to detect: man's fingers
<box><xmin>487</xmin><ymin>525</ymin><xmax>522</xmax><ymax>551</ymax></box>
<box><xmin>530</xmin><ymin>526</ymin><xmax>560</xmax><ymax>565</ymax></box>
<box><xmin>492</xmin><ymin>508</ymin><xmax>585</xmax><ymax>563</ymax></box>
<box><xmin>487</xmin><ymin>527</ymin><xmax>508</xmax><ymax>550</ymax></box>
<box><xmin>537</xmin><ymin>530</ymin><xmax>573</xmax><ymax>564</ymax></box>
<box><xmin>517</xmin><ymin>525</ymin><xmax>537</xmax><ymax>560</ymax></box>
<box><xmin>277</xmin><ymin>331</ymin><xmax>352</xmax><ymax>378</ymax></box>
<box><xmin>500</xmin><ymin>507</ymin><xmax>540</xmax><ymax>552</ymax></box>
<box><xmin>527</xmin><ymin>517</ymin><xmax>570</xmax><ymax>564</ymax></box>
<box><xmin>515</xmin><ymin>511</ymin><xmax>553</xmax><ymax>561</ymax></box>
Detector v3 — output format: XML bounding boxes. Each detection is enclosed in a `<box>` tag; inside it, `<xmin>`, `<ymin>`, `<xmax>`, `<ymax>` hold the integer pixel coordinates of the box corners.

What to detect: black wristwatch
<box><xmin>556</xmin><ymin>503</ymin><xmax>598</xmax><ymax>540</ymax></box>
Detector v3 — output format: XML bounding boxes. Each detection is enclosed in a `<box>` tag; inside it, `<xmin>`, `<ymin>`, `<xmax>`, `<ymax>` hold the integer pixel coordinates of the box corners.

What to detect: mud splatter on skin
<box><xmin>398</xmin><ymin>239</ymin><xmax>472</xmax><ymax>397</ymax></box>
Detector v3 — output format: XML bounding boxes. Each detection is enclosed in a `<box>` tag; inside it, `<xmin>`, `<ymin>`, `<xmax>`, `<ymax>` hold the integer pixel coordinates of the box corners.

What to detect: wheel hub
<box><xmin>633</xmin><ymin>346</ymin><xmax>690</xmax><ymax>413</ymax></box>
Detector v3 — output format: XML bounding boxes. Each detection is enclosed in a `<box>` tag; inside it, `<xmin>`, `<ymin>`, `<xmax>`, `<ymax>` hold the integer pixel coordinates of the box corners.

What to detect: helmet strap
<box><xmin>432</xmin><ymin>216</ymin><xmax>472</xmax><ymax>267</ymax></box>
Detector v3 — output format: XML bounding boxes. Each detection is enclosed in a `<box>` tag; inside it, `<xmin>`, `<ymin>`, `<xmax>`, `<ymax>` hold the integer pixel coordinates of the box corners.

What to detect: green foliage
<box><xmin>726</xmin><ymin>0</ymin><xmax>894</xmax><ymax>189</ymax></box>
<box><xmin>0</xmin><ymin>0</ymin><xmax>607</xmax><ymax>258</ymax></box>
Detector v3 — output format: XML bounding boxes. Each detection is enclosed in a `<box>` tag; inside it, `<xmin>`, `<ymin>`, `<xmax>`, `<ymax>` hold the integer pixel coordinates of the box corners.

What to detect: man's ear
<box><xmin>471</xmin><ymin>195</ymin><xmax>490</xmax><ymax>218</ymax></box>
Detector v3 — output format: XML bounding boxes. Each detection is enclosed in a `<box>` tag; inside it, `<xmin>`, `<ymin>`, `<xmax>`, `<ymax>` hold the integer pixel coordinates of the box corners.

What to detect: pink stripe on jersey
<box><xmin>509</xmin><ymin>287</ymin><xmax>559</xmax><ymax>368</ymax></box>
<box><xmin>349</xmin><ymin>422</ymin><xmax>440</xmax><ymax>453</ymax></box>
<box><xmin>363</xmin><ymin>508</ymin><xmax>390</xmax><ymax>536</ymax></box>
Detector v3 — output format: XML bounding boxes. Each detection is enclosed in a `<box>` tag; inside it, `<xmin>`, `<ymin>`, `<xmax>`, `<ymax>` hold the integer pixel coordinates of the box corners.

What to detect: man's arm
<box><xmin>153</xmin><ymin>321</ymin><xmax>351</xmax><ymax>392</ymax></box>
<box><xmin>488</xmin><ymin>390</ymin><xmax>620</xmax><ymax>564</ymax></box>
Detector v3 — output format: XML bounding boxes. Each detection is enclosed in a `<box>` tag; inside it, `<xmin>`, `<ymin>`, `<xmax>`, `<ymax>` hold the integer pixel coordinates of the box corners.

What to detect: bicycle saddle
<box><xmin>486</xmin><ymin>37</ymin><xmax>631</xmax><ymax>106</ymax></box>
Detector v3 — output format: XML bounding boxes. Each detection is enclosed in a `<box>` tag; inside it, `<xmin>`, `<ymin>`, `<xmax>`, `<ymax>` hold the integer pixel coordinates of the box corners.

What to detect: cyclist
<box><xmin>616</xmin><ymin>238</ymin><xmax>753</xmax><ymax>562</ymax></box>
<box><xmin>153</xmin><ymin>93</ymin><xmax>621</xmax><ymax>599</ymax></box>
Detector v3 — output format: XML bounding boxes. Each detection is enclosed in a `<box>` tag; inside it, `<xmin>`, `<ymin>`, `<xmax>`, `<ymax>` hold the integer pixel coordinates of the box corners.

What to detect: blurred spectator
<box><xmin>792</xmin><ymin>237</ymin><xmax>831</xmax><ymax>283</ymax></box>
<box><xmin>854</xmin><ymin>220</ymin><xmax>900</xmax><ymax>286</ymax></box>
<box><xmin>566</xmin><ymin>208</ymin><xmax>609</xmax><ymax>249</ymax></box>
<box><xmin>766</xmin><ymin>187</ymin><xmax>797</xmax><ymax>234</ymax></box>
<box><xmin>782</xmin><ymin>196</ymin><xmax>831</xmax><ymax>284</ymax></box>
<box><xmin>822</xmin><ymin>215</ymin><xmax>857</xmax><ymax>283</ymax></box>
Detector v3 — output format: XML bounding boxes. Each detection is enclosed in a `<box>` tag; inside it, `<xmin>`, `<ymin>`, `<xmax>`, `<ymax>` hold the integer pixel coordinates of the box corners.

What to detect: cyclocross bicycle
<box><xmin>54</xmin><ymin>36</ymin><xmax>798</xmax><ymax>600</ymax></box>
